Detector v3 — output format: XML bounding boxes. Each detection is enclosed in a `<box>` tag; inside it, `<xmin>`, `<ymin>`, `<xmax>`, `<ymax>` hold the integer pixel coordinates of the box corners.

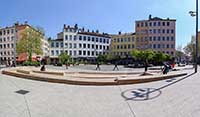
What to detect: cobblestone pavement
<box><xmin>0</xmin><ymin>67</ymin><xmax>199</xmax><ymax>117</ymax></box>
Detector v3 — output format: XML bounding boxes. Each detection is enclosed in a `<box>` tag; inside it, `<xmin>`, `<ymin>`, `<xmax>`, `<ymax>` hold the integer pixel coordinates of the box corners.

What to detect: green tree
<box><xmin>153</xmin><ymin>52</ymin><xmax>172</xmax><ymax>68</ymax></box>
<box><xmin>165</xmin><ymin>54</ymin><xmax>172</xmax><ymax>61</ymax></box>
<box><xmin>131</xmin><ymin>50</ymin><xmax>154</xmax><ymax>72</ymax></box>
<box><xmin>153</xmin><ymin>52</ymin><xmax>168</xmax><ymax>64</ymax></box>
<box><xmin>96</xmin><ymin>54</ymin><xmax>107</xmax><ymax>64</ymax></box>
<box><xmin>16</xmin><ymin>28</ymin><xmax>43</xmax><ymax>62</ymax></box>
<box><xmin>58</xmin><ymin>53</ymin><xmax>71</xmax><ymax>65</ymax></box>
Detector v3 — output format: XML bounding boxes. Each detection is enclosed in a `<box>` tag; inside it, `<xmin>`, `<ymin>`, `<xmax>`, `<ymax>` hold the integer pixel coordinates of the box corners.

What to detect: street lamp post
<box><xmin>196</xmin><ymin>0</ymin><xmax>199</xmax><ymax>73</ymax></box>
<box><xmin>189</xmin><ymin>0</ymin><xmax>199</xmax><ymax>73</ymax></box>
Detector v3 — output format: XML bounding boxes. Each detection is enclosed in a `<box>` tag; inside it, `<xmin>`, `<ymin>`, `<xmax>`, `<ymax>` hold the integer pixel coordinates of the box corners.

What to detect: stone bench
<box><xmin>16</xmin><ymin>69</ymin><xmax>31</xmax><ymax>74</ymax></box>
<box><xmin>32</xmin><ymin>70</ymin><xmax>64</xmax><ymax>76</ymax></box>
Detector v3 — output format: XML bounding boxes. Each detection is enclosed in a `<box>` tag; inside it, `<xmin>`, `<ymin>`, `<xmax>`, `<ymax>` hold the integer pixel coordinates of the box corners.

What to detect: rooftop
<box><xmin>136</xmin><ymin>15</ymin><xmax>176</xmax><ymax>22</ymax></box>
<box><xmin>64</xmin><ymin>24</ymin><xmax>111</xmax><ymax>38</ymax></box>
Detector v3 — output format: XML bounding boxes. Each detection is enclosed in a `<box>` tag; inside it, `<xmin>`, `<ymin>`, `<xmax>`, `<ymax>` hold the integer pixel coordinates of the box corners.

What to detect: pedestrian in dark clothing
<box><xmin>40</xmin><ymin>58</ymin><xmax>46</xmax><ymax>71</ymax></box>
<box><xmin>163</xmin><ymin>64</ymin><xmax>169</xmax><ymax>74</ymax></box>
<box><xmin>11</xmin><ymin>61</ymin><xmax>16</xmax><ymax>67</ymax></box>
<box><xmin>96</xmin><ymin>63</ymin><xmax>101</xmax><ymax>70</ymax></box>
<box><xmin>113</xmin><ymin>62</ymin><xmax>119</xmax><ymax>71</ymax></box>
<box><xmin>40</xmin><ymin>65</ymin><xmax>46</xmax><ymax>71</ymax></box>
<box><xmin>65</xmin><ymin>64</ymin><xmax>68</xmax><ymax>69</ymax></box>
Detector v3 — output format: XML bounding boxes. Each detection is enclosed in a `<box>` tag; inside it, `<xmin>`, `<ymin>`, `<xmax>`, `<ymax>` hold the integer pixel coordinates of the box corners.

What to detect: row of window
<box><xmin>51</xmin><ymin>42</ymin><xmax>63</xmax><ymax>48</ymax></box>
<box><xmin>65</xmin><ymin>35</ymin><xmax>110</xmax><ymax>44</ymax></box>
<box><xmin>137</xmin><ymin>36</ymin><xmax>174</xmax><ymax>42</ymax></box>
<box><xmin>137</xmin><ymin>21</ymin><xmax>172</xmax><ymax>27</ymax></box>
<box><xmin>113</xmin><ymin>51</ymin><xmax>174</xmax><ymax>56</ymax></box>
<box><xmin>112</xmin><ymin>51</ymin><xmax>131</xmax><ymax>56</ymax></box>
<box><xmin>64</xmin><ymin>43</ymin><xmax>109</xmax><ymax>50</ymax></box>
<box><xmin>137</xmin><ymin>44</ymin><xmax>174</xmax><ymax>49</ymax></box>
<box><xmin>0</xmin><ymin>51</ymin><xmax>14</xmax><ymax>56</ymax></box>
<box><xmin>51</xmin><ymin>42</ymin><xmax>109</xmax><ymax>50</ymax></box>
<box><xmin>51</xmin><ymin>50</ymin><xmax>106</xmax><ymax>56</ymax></box>
<box><xmin>0</xmin><ymin>57</ymin><xmax>14</xmax><ymax>61</ymax></box>
<box><xmin>113</xmin><ymin>44</ymin><xmax>135</xmax><ymax>50</ymax></box>
<box><xmin>113</xmin><ymin>37</ymin><xmax>135</xmax><ymax>43</ymax></box>
<box><xmin>138</xmin><ymin>29</ymin><xmax>174</xmax><ymax>34</ymax></box>
<box><xmin>0</xmin><ymin>43</ymin><xmax>14</xmax><ymax>49</ymax></box>
<box><xmin>0</xmin><ymin>29</ymin><xmax>15</xmax><ymax>36</ymax></box>
<box><xmin>149</xmin><ymin>44</ymin><xmax>174</xmax><ymax>49</ymax></box>
<box><xmin>0</xmin><ymin>36</ymin><xmax>15</xmax><ymax>42</ymax></box>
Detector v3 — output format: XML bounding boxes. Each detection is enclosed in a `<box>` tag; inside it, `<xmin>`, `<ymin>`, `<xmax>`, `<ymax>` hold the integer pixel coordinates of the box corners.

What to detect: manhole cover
<box><xmin>15</xmin><ymin>90</ymin><xmax>29</xmax><ymax>95</ymax></box>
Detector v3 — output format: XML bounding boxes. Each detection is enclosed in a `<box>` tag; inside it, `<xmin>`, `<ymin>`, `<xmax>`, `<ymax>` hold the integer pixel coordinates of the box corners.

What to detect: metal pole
<box><xmin>195</xmin><ymin>0</ymin><xmax>199</xmax><ymax>73</ymax></box>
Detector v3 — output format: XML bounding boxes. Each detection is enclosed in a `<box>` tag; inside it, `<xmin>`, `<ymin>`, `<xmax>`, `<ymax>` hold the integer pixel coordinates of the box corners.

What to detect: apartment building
<box><xmin>135</xmin><ymin>15</ymin><xmax>176</xmax><ymax>56</ymax></box>
<box><xmin>49</xmin><ymin>38</ymin><xmax>63</xmax><ymax>63</ymax></box>
<box><xmin>49</xmin><ymin>24</ymin><xmax>111</xmax><ymax>63</ymax></box>
<box><xmin>42</xmin><ymin>38</ymin><xmax>50</xmax><ymax>57</ymax></box>
<box><xmin>0</xmin><ymin>22</ymin><xmax>49</xmax><ymax>65</ymax></box>
<box><xmin>0</xmin><ymin>25</ymin><xmax>16</xmax><ymax>65</ymax></box>
<box><xmin>110</xmin><ymin>32</ymin><xmax>136</xmax><ymax>57</ymax></box>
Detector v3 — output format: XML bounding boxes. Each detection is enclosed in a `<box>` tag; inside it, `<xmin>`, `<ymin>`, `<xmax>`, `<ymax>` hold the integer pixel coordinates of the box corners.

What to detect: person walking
<box><xmin>113</xmin><ymin>62</ymin><xmax>119</xmax><ymax>71</ymax></box>
<box><xmin>96</xmin><ymin>62</ymin><xmax>101</xmax><ymax>70</ymax></box>
<box><xmin>40</xmin><ymin>58</ymin><xmax>46</xmax><ymax>71</ymax></box>
<box><xmin>162</xmin><ymin>63</ymin><xmax>170</xmax><ymax>74</ymax></box>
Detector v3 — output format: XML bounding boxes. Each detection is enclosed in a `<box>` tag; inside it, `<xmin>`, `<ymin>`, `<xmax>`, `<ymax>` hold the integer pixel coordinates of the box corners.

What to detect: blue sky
<box><xmin>0</xmin><ymin>0</ymin><xmax>197</xmax><ymax>48</ymax></box>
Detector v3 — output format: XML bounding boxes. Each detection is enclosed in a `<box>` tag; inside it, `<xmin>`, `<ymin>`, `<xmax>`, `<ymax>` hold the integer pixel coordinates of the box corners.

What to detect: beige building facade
<box><xmin>135</xmin><ymin>15</ymin><xmax>176</xmax><ymax>56</ymax></box>
<box><xmin>110</xmin><ymin>32</ymin><xmax>136</xmax><ymax>57</ymax></box>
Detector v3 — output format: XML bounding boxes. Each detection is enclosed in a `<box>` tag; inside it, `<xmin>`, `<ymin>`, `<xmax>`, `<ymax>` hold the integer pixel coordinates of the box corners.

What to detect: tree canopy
<box><xmin>58</xmin><ymin>52</ymin><xmax>71</xmax><ymax>64</ymax></box>
<box><xmin>131</xmin><ymin>49</ymin><xmax>172</xmax><ymax>72</ymax></box>
<box><xmin>131</xmin><ymin>50</ymin><xmax>154</xmax><ymax>62</ymax></box>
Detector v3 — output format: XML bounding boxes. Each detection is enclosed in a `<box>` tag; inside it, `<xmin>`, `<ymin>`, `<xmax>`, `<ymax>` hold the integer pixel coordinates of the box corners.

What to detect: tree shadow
<box><xmin>121</xmin><ymin>72</ymin><xmax>196</xmax><ymax>101</ymax></box>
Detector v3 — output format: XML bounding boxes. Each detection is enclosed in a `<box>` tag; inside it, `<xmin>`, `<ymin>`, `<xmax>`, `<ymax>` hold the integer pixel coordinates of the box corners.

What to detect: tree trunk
<box><xmin>28</xmin><ymin>51</ymin><xmax>32</xmax><ymax>62</ymax></box>
<box><xmin>144</xmin><ymin>60</ymin><xmax>148</xmax><ymax>72</ymax></box>
<box><xmin>145</xmin><ymin>64</ymin><xmax>148</xmax><ymax>72</ymax></box>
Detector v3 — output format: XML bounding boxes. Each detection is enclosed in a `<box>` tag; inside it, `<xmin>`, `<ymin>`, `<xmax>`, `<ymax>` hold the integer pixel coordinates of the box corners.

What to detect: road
<box><xmin>0</xmin><ymin>67</ymin><xmax>199</xmax><ymax>117</ymax></box>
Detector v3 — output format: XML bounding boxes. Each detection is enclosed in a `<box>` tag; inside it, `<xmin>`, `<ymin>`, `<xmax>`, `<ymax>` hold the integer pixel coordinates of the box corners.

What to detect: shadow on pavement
<box><xmin>121</xmin><ymin>72</ymin><xmax>196</xmax><ymax>101</ymax></box>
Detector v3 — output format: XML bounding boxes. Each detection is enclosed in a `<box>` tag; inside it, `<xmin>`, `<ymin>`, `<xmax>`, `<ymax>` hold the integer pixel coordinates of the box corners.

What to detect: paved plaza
<box><xmin>0</xmin><ymin>66</ymin><xmax>199</xmax><ymax>117</ymax></box>
<box><xmin>45</xmin><ymin>64</ymin><xmax>145</xmax><ymax>72</ymax></box>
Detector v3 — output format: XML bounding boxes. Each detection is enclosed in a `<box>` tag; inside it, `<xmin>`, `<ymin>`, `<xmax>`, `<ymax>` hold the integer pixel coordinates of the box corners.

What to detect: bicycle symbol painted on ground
<box><xmin>121</xmin><ymin>88</ymin><xmax>161</xmax><ymax>101</ymax></box>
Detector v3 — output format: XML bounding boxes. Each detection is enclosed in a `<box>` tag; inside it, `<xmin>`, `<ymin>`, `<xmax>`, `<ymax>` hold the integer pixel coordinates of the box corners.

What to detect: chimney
<box><xmin>96</xmin><ymin>30</ymin><xmax>99</xmax><ymax>33</ymax></box>
<box><xmin>149</xmin><ymin>14</ymin><xmax>152</xmax><ymax>20</ymax></box>
<box><xmin>87</xmin><ymin>29</ymin><xmax>90</xmax><ymax>32</ymax></box>
<box><xmin>74</xmin><ymin>24</ymin><xmax>78</xmax><ymax>29</ymax></box>
<box><xmin>64</xmin><ymin>24</ymin><xmax>66</xmax><ymax>28</ymax></box>
<box><xmin>82</xmin><ymin>27</ymin><xmax>85</xmax><ymax>32</ymax></box>
<box><xmin>14</xmin><ymin>21</ymin><xmax>19</xmax><ymax>26</ymax></box>
<box><xmin>24</xmin><ymin>21</ymin><xmax>28</xmax><ymax>25</ymax></box>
